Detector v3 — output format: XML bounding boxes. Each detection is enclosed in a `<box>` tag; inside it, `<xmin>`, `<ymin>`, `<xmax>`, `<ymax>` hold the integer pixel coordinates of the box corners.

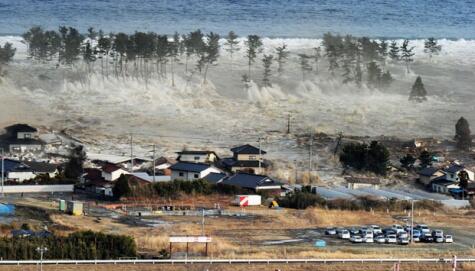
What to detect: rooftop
<box><xmin>445</xmin><ymin>164</ymin><xmax>465</xmax><ymax>174</ymax></box>
<box><xmin>4</xmin><ymin>124</ymin><xmax>37</xmax><ymax>133</ymax></box>
<box><xmin>222</xmin><ymin>173</ymin><xmax>281</xmax><ymax>190</ymax></box>
<box><xmin>345</xmin><ymin>176</ymin><xmax>381</xmax><ymax>185</ymax></box>
<box><xmin>101</xmin><ymin>163</ymin><xmax>124</xmax><ymax>174</ymax></box>
<box><xmin>203</xmin><ymin>172</ymin><xmax>227</xmax><ymax>184</ymax></box>
<box><xmin>170</xmin><ymin>162</ymin><xmax>212</xmax><ymax>173</ymax></box>
<box><xmin>418</xmin><ymin>167</ymin><xmax>442</xmax><ymax>176</ymax></box>
<box><xmin>230</xmin><ymin>144</ymin><xmax>266</xmax><ymax>155</ymax></box>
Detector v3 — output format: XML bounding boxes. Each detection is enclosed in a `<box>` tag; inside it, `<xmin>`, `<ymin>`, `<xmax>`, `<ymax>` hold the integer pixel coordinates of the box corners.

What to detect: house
<box><xmin>222</xmin><ymin>144</ymin><xmax>268</xmax><ymax>174</ymax></box>
<box><xmin>4</xmin><ymin>160</ymin><xmax>36</xmax><ymax>182</ymax></box>
<box><xmin>23</xmin><ymin>161</ymin><xmax>59</xmax><ymax>178</ymax></box>
<box><xmin>219</xmin><ymin>173</ymin><xmax>282</xmax><ymax>193</ymax></box>
<box><xmin>88</xmin><ymin>152</ymin><xmax>151</xmax><ymax>171</ymax></box>
<box><xmin>431</xmin><ymin>178</ymin><xmax>460</xmax><ymax>194</ymax></box>
<box><xmin>345</xmin><ymin>176</ymin><xmax>381</xmax><ymax>189</ymax></box>
<box><xmin>176</xmin><ymin>150</ymin><xmax>219</xmax><ymax>164</ymax></box>
<box><xmin>444</xmin><ymin>164</ymin><xmax>474</xmax><ymax>182</ymax></box>
<box><xmin>170</xmin><ymin>162</ymin><xmax>221</xmax><ymax>181</ymax></box>
<box><xmin>101</xmin><ymin>163</ymin><xmax>129</xmax><ymax>181</ymax></box>
<box><xmin>203</xmin><ymin>172</ymin><xmax>227</xmax><ymax>184</ymax></box>
<box><xmin>129</xmin><ymin>172</ymin><xmax>171</xmax><ymax>183</ymax></box>
<box><xmin>82</xmin><ymin>168</ymin><xmax>114</xmax><ymax>197</ymax></box>
<box><xmin>1</xmin><ymin>124</ymin><xmax>44</xmax><ymax>153</ymax></box>
<box><xmin>418</xmin><ymin>167</ymin><xmax>446</xmax><ymax>186</ymax></box>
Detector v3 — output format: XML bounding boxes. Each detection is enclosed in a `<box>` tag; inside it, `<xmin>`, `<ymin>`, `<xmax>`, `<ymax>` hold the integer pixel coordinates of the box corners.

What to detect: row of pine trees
<box><xmin>16</xmin><ymin>26</ymin><xmax>442</xmax><ymax>93</ymax></box>
<box><xmin>0</xmin><ymin>231</ymin><xmax>136</xmax><ymax>260</ymax></box>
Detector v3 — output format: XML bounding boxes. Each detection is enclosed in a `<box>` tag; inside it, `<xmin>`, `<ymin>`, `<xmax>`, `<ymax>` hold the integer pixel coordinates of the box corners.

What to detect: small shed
<box><xmin>66</xmin><ymin>201</ymin><xmax>83</xmax><ymax>216</ymax></box>
<box><xmin>345</xmin><ymin>177</ymin><xmax>381</xmax><ymax>189</ymax></box>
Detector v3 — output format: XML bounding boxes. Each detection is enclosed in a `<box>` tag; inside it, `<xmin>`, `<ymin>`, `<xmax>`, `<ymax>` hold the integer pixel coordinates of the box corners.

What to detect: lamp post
<box><xmin>410</xmin><ymin>199</ymin><xmax>414</xmax><ymax>245</ymax></box>
<box><xmin>36</xmin><ymin>246</ymin><xmax>48</xmax><ymax>271</ymax></box>
<box><xmin>1</xmin><ymin>148</ymin><xmax>4</xmax><ymax>197</ymax></box>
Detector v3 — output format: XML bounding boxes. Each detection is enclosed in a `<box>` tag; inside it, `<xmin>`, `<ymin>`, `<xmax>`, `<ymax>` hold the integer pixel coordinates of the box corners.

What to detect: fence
<box><xmin>0</xmin><ymin>257</ymin><xmax>473</xmax><ymax>265</ymax></box>
<box><xmin>0</xmin><ymin>185</ymin><xmax>74</xmax><ymax>194</ymax></box>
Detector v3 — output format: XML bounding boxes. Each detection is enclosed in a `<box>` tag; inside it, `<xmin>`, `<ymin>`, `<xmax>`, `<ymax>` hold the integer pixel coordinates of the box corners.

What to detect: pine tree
<box><xmin>400</xmin><ymin>154</ymin><xmax>416</xmax><ymax>169</ymax></box>
<box><xmin>455</xmin><ymin>117</ymin><xmax>472</xmax><ymax>151</ymax></box>
<box><xmin>113</xmin><ymin>174</ymin><xmax>131</xmax><ymax>199</ymax></box>
<box><xmin>400</xmin><ymin>39</ymin><xmax>415</xmax><ymax>73</ymax></box>
<box><xmin>201</xmin><ymin>32</ymin><xmax>220</xmax><ymax>83</ymax></box>
<box><xmin>312</xmin><ymin>47</ymin><xmax>322</xmax><ymax>74</ymax></box>
<box><xmin>378</xmin><ymin>40</ymin><xmax>388</xmax><ymax>64</ymax></box>
<box><xmin>262</xmin><ymin>54</ymin><xmax>273</xmax><ymax>87</ymax></box>
<box><xmin>224</xmin><ymin>31</ymin><xmax>240</xmax><ymax>65</ymax></box>
<box><xmin>298</xmin><ymin>54</ymin><xmax>312</xmax><ymax>80</ymax></box>
<box><xmin>388</xmin><ymin>40</ymin><xmax>399</xmax><ymax>61</ymax></box>
<box><xmin>380</xmin><ymin>70</ymin><xmax>393</xmax><ymax>88</ymax></box>
<box><xmin>424</xmin><ymin>37</ymin><xmax>442</xmax><ymax>59</ymax></box>
<box><xmin>245</xmin><ymin>35</ymin><xmax>263</xmax><ymax>81</ymax></box>
<box><xmin>418</xmin><ymin>150</ymin><xmax>432</xmax><ymax>168</ymax></box>
<box><xmin>409</xmin><ymin>76</ymin><xmax>427</xmax><ymax>102</ymax></box>
<box><xmin>64</xmin><ymin>145</ymin><xmax>86</xmax><ymax>180</ymax></box>
<box><xmin>366</xmin><ymin>61</ymin><xmax>382</xmax><ymax>88</ymax></box>
<box><xmin>275</xmin><ymin>43</ymin><xmax>289</xmax><ymax>74</ymax></box>
<box><xmin>0</xmin><ymin>42</ymin><xmax>16</xmax><ymax>78</ymax></box>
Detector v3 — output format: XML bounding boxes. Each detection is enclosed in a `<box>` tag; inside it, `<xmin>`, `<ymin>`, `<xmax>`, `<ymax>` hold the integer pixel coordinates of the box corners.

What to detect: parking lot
<box><xmin>320</xmin><ymin>223</ymin><xmax>455</xmax><ymax>247</ymax></box>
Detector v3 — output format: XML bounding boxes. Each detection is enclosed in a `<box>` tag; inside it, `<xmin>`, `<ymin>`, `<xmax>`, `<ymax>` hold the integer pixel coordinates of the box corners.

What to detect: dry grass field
<box><xmin>5</xmin><ymin>196</ymin><xmax>475</xmax><ymax>260</ymax></box>
<box><xmin>0</xmin><ymin>263</ymin><xmax>472</xmax><ymax>271</ymax></box>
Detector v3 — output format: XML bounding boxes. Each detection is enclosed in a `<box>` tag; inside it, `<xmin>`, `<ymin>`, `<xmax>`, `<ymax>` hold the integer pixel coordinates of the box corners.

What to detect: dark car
<box><xmin>421</xmin><ymin>235</ymin><xmax>434</xmax><ymax>243</ymax></box>
<box><xmin>325</xmin><ymin>228</ymin><xmax>337</xmax><ymax>235</ymax></box>
<box><xmin>382</xmin><ymin>228</ymin><xmax>396</xmax><ymax>235</ymax></box>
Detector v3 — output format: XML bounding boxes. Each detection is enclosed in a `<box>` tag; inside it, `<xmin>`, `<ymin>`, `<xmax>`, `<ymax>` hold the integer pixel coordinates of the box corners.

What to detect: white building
<box><xmin>444</xmin><ymin>164</ymin><xmax>474</xmax><ymax>182</ymax></box>
<box><xmin>176</xmin><ymin>151</ymin><xmax>219</xmax><ymax>164</ymax></box>
<box><xmin>101</xmin><ymin>163</ymin><xmax>129</xmax><ymax>181</ymax></box>
<box><xmin>170</xmin><ymin>162</ymin><xmax>221</xmax><ymax>181</ymax></box>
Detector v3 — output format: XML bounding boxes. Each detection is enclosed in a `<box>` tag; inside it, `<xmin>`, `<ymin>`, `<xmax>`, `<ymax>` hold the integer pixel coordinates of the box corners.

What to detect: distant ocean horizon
<box><xmin>0</xmin><ymin>0</ymin><xmax>474</xmax><ymax>38</ymax></box>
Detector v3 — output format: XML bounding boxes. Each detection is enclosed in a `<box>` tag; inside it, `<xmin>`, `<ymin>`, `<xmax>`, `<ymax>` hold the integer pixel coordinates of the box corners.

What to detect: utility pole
<box><xmin>152</xmin><ymin>144</ymin><xmax>156</xmax><ymax>182</ymax></box>
<box><xmin>309</xmin><ymin>133</ymin><xmax>313</xmax><ymax>171</ymax></box>
<box><xmin>1</xmin><ymin>148</ymin><xmax>4</xmax><ymax>198</ymax></box>
<box><xmin>130</xmin><ymin>134</ymin><xmax>134</xmax><ymax>173</ymax></box>
<box><xmin>258</xmin><ymin>137</ymin><xmax>263</xmax><ymax>172</ymax></box>
<box><xmin>201</xmin><ymin>209</ymin><xmax>205</xmax><ymax>236</ymax></box>
<box><xmin>287</xmin><ymin>113</ymin><xmax>291</xmax><ymax>134</ymax></box>
<box><xmin>411</xmin><ymin>199</ymin><xmax>414</xmax><ymax>245</ymax></box>
<box><xmin>36</xmin><ymin>246</ymin><xmax>48</xmax><ymax>271</ymax></box>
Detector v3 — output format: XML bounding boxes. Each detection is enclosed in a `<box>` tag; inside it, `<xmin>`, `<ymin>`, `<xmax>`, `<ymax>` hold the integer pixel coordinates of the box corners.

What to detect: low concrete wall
<box><xmin>0</xmin><ymin>185</ymin><xmax>74</xmax><ymax>193</ymax></box>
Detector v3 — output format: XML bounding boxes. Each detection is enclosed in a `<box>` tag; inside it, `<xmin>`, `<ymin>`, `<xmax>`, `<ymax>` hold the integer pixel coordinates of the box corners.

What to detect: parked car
<box><xmin>386</xmin><ymin>235</ymin><xmax>397</xmax><ymax>244</ymax></box>
<box><xmin>445</xmin><ymin>235</ymin><xmax>454</xmax><ymax>243</ymax></box>
<box><xmin>398</xmin><ymin>232</ymin><xmax>409</xmax><ymax>239</ymax></box>
<box><xmin>382</xmin><ymin>228</ymin><xmax>396</xmax><ymax>236</ymax></box>
<box><xmin>398</xmin><ymin>237</ymin><xmax>409</xmax><ymax>245</ymax></box>
<box><xmin>361</xmin><ymin>230</ymin><xmax>373</xmax><ymax>239</ymax></box>
<box><xmin>435</xmin><ymin>235</ymin><xmax>445</xmax><ymax>243</ymax></box>
<box><xmin>421</xmin><ymin>235</ymin><xmax>434</xmax><ymax>243</ymax></box>
<box><xmin>325</xmin><ymin>228</ymin><xmax>337</xmax><ymax>235</ymax></box>
<box><xmin>370</xmin><ymin>225</ymin><xmax>382</xmax><ymax>235</ymax></box>
<box><xmin>363</xmin><ymin>237</ymin><xmax>374</xmax><ymax>243</ymax></box>
<box><xmin>432</xmin><ymin>230</ymin><xmax>444</xmax><ymax>238</ymax></box>
<box><xmin>375</xmin><ymin>235</ymin><xmax>386</xmax><ymax>244</ymax></box>
<box><xmin>416</xmin><ymin>224</ymin><xmax>431</xmax><ymax>234</ymax></box>
<box><xmin>349</xmin><ymin>228</ymin><xmax>360</xmax><ymax>236</ymax></box>
<box><xmin>392</xmin><ymin>224</ymin><xmax>405</xmax><ymax>234</ymax></box>
<box><xmin>339</xmin><ymin>230</ymin><xmax>350</xmax><ymax>239</ymax></box>
<box><xmin>350</xmin><ymin>235</ymin><xmax>363</xmax><ymax>243</ymax></box>
<box><xmin>412</xmin><ymin>230</ymin><xmax>421</xmax><ymax>242</ymax></box>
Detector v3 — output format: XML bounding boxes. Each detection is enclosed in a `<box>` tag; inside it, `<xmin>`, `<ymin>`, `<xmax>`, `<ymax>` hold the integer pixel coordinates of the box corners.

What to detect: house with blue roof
<box><xmin>218</xmin><ymin>173</ymin><xmax>282</xmax><ymax>193</ymax></box>
<box><xmin>170</xmin><ymin>162</ymin><xmax>221</xmax><ymax>181</ymax></box>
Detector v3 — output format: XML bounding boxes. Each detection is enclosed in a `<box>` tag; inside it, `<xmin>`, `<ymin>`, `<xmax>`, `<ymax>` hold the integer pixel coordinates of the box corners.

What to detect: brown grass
<box><xmin>0</xmin><ymin>263</ymin><xmax>467</xmax><ymax>271</ymax></box>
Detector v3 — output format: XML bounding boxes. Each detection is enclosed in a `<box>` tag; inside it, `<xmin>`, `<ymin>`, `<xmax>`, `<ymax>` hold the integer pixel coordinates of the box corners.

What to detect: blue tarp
<box><xmin>314</xmin><ymin>240</ymin><xmax>326</xmax><ymax>247</ymax></box>
<box><xmin>0</xmin><ymin>204</ymin><xmax>15</xmax><ymax>215</ymax></box>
